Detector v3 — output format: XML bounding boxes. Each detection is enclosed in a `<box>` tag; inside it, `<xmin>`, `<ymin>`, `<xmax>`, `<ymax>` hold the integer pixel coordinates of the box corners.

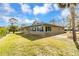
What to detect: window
<box><xmin>45</xmin><ymin>26</ymin><xmax>51</xmax><ymax>32</ymax></box>
<box><xmin>32</xmin><ymin>27</ymin><xmax>36</xmax><ymax>31</ymax></box>
<box><xmin>37</xmin><ymin>26</ymin><xmax>43</xmax><ymax>32</ymax></box>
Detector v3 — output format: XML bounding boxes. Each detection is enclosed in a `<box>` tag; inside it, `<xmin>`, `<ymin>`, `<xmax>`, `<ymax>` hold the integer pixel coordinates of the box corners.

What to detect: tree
<box><xmin>67</xmin><ymin>15</ymin><xmax>72</xmax><ymax>31</ymax></box>
<box><xmin>76</xmin><ymin>19</ymin><xmax>79</xmax><ymax>30</ymax></box>
<box><xmin>0</xmin><ymin>27</ymin><xmax>8</xmax><ymax>37</ymax></box>
<box><xmin>58</xmin><ymin>3</ymin><xmax>77</xmax><ymax>42</ymax></box>
<box><xmin>9</xmin><ymin>18</ymin><xmax>18</xmax><ymax>33</ymax></box>
<box><xmin>50</xmin><ymin>19</ymin><xmax>57</xmax><ymax>25</ymax></box>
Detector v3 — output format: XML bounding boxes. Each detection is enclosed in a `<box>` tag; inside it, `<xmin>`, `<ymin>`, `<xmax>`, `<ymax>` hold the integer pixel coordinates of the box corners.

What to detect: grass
<box><xmin>0</xmin><ymin>33</ymin><xmax>79</xmax><ymax>56</ymax></box>
<box><xmin>34</xmin><ymin>37</ymin><xmax>79</xmax><ymax>56</ymax></box>
<box><xmin>0</xmin><ymin>34</ymin><xmax>34</xmax><ymax>56</ymax></box>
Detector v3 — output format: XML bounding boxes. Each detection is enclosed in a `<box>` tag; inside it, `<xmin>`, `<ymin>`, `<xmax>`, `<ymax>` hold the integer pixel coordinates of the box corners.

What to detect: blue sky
<box><xmin>0</xmin><ymin>3</ymin><xmax>78</xmax><ymax>26</ymax></box>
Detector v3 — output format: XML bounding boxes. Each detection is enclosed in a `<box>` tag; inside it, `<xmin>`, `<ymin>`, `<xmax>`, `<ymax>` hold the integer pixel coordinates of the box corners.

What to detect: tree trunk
<box><xmin>72</xmin><ymin>17</ymin><xmax>76</xmax><ymax>41</ymax></box>
<box><xmin>70</xmin><ymin>4</ymin><xmax>77</xmax><ymax>41</ymax></box>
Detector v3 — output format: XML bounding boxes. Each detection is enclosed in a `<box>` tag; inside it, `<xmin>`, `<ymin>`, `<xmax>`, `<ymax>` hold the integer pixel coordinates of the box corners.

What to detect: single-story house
<box><xmin>21</xmin><ymin>23</ymin><xmax>65</xmax><ymax>35</ymax></box>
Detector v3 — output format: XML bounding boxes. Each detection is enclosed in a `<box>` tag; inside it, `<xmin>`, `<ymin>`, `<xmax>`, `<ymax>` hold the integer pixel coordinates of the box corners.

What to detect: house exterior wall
<box><xmin>22</xmin><ymin>25</ymin><xmax>65</xmax><ymax>35</ymax></box>
<box><xmin>43</xmin><ymin>25</ymin><xmax>64</xmax><ymax>34</ymax></box>
<box><xmin>51</xmin><ymin>26</ymin><xmax>64</xmax><ymax>34</ymax></box>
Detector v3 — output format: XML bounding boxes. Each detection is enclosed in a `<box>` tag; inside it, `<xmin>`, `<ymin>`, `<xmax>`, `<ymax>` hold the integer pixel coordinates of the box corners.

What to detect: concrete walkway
<box><xmin>53</xmin><ymin>33</ymin><xmax>68</xmax><ymax>39</ymax></box>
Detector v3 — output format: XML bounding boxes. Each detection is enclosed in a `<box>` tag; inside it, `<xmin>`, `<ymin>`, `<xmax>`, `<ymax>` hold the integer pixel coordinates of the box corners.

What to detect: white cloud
<box><xmin>53</xmin><ymin>4</ymin><xmax>60</xmax><ymax>10</ymax></box>
<box><xmin>25</xmin><ymin>19</ymin><xmax>35</xmax><ymax>23</ymax></box>
<box><xmin>0</xmin><ymin>16</ymin><xmax>19</xmax><ymax>24</ymax></box>
<box><xmin>2</xmin><ymin>16</ymin><xmax>10</xmax><ymax>23</ymax></box>
<box><xmin>3</xmin><ymin>3</ymin><xmax>15</xmax><ymax>13</ymax></box>
<box><xmin>61</xmin><ymin>8</ymin><xmax>70</xmax><ymax>17</ymax></box>
<box><xmin>33</xmin><ymin>3</ymin><xmax>53</xmax><ymax>15</ymax></box>
<box><xmin>20</xmin><ymin>4</ymin><xmax>32</xmax><ymax>14</ymax></box>
<box><xmin>19</xmin><ymin>18</ymin><xmax>35</xmax><ymax>24</ymax></box>
<box><xmin>12</xmin><ymin>16</ymin><xmax>35</xmax><ymax>24</ymax></box>
<box><xmin>0</xmin><ymin>15</ymin><xmax>35</xmax><ymax>25</ymax></box>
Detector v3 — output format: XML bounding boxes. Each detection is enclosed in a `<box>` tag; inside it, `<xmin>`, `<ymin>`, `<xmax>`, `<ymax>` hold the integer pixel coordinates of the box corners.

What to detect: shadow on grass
<box><xmin>74</xmin><ymin>41</ymin><xmax>79</xmax><ymax>51</ymax></box>
<box><xmin>16</xmin><ymin>32</ymin><xmax>65</xmax><ymax>41</ymax></box>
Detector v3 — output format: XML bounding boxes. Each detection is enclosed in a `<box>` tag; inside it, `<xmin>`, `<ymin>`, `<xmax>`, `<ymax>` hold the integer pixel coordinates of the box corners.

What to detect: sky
<box><xmin>0</xmin><ymin>3</ymin><xmax>79</xmax><ymax>27</ymax></box>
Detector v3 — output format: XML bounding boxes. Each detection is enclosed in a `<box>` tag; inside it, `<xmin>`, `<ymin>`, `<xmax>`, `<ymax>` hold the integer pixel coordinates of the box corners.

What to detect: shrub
<box><xmin>0</xmin><ymin>27</ymin><xmax>8</xmax><ymax>38</ymax></box>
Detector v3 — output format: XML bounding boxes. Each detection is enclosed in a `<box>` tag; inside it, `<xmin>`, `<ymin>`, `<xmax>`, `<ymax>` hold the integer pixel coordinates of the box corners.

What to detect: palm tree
<box><xmin>58</xmin><ymin>3</ymin><xmax>77</xmax><ymax>42</ymax></box>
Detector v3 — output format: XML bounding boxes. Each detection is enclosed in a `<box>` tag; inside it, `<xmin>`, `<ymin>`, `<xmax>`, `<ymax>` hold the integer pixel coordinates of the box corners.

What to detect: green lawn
<box><xmin>0</xmin><ymin>33</ymin><xmax>79</xmax><ymax>56</ymax></box>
